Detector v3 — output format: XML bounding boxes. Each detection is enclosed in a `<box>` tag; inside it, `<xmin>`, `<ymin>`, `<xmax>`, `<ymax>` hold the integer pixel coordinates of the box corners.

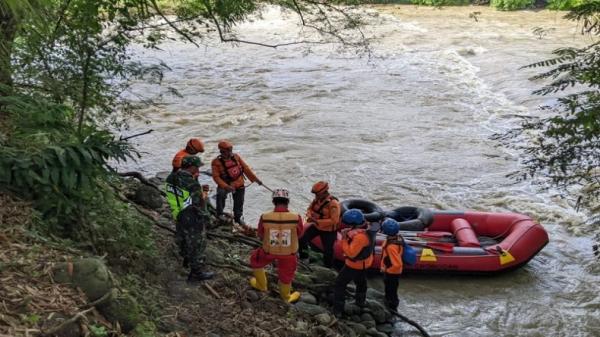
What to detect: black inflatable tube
<box><xmin>384</xmin><ymin>206</ymin><xmax>434</xmax><ymax>231</ymax></box>
<box><xmin>340</xmin><ymin>199</ymin><xmax>385</xmax><ymax>222</ymax></box>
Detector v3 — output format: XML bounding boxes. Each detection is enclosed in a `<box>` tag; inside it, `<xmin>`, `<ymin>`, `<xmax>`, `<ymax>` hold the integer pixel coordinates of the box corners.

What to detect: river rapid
<box><xmin>124</xmin><ymin>5</ymin><xmax>599</xmax><ymax>337</ymax></box>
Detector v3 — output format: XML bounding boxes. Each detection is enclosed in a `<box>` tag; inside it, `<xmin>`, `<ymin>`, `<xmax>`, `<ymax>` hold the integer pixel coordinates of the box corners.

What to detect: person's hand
<box><xmin>256</xmin><ymin>179</ymin><xmax>263</xmax><ymax>186</ymax></box>
<box><xmin>202</xmin><ymin>184</ymin><xmax>210</xmax><ymax>192</ymax></box>
<box><xmin>341</xmin><ymin>228</ymin><xmax>350</xmax><ymax>239</ymax></box>
<box><xmin>225</xmin><ymin>185</ymin><xmax>235</xmax><ymax>192</ymax></box>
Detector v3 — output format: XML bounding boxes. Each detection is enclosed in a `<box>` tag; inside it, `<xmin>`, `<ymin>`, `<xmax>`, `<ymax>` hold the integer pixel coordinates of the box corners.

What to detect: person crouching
<box><xmin>333</xmin><ymin>209</ymin><xmax>375</xmax><ymax>317</ymax></box>
<box><xmin>249</xmin><ymin>189</ymin><xmax>303</xmax><ymax>303</ymax></box>
<box><xmin>380</xmin><ymin>218</ymin><xmax>404</xmax><ymax>312</ymax></box>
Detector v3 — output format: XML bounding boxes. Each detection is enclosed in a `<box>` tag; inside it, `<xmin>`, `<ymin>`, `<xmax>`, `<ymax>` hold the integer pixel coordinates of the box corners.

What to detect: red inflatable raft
<box><xmin>306</xmin><ymin>203</ymin><xmax>549</xmax><ymax>274</ymax></box>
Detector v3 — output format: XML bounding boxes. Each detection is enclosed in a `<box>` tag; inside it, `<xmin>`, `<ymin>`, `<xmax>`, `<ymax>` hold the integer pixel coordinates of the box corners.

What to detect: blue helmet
<box><xmin>342</xmin><ymin>209</ymin><xmax>364</xmax><ymax>226</ymax></box>
<box><xmin>381</xmin><ymin>218</ymin><xmax>400</xmax><ymax>236</ymax></box>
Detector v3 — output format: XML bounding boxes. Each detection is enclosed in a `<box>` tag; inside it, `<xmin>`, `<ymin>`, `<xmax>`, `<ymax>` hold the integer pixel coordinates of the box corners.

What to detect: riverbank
<box><xmin>0</xmin><ymin>174</ymin><xmax>421</xmax><ymax>337</ymax></box>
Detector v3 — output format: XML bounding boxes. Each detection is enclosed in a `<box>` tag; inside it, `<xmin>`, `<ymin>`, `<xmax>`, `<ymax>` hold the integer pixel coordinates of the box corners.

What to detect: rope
<box><xmin>390</xmin><ymin>310</ymin><xmax>431</xmax><ymax>337</ymax></box>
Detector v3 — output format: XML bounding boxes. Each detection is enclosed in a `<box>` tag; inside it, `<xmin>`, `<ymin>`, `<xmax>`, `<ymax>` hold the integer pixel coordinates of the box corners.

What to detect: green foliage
<box><xmin>89</xmin><ymin>325</ymin><xmax>108</xmax><ymax>337</ymax></box>
<box><xmin>497</xmin><ymin>3</ymin><xmax>600</xmax><ymax>205</ymax></box>
<box><xmin>491</xmin><ymin>0</ymin><xmax>534</xmax><ymax>10</ymax></box>
<box><xmin>412</xmin><ymin>0</ymin><xmax>470</xmax><ymax>6</ymax></box>
<box><xmin>547</xmin><ymin>0</ymin><xmax>586</xmax><ymax>10</ymax></box>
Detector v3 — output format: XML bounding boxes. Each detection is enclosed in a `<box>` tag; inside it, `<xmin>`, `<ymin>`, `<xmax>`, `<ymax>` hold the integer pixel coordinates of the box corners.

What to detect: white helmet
<box><xmin>272</xmin><ymin>188</ymin><xmax>289</xmax><ymax>200</ymax></box>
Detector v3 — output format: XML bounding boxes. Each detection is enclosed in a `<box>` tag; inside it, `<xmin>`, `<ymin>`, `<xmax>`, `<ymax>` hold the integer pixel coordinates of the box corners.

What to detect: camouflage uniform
<box><xmin>166</xmin><ymin>169</ymin><xmax>209</xmax><ymax>275</ymax></box>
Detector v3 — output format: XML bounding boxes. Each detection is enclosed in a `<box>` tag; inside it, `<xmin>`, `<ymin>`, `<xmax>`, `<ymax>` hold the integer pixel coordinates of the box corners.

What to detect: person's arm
<box><xmin>296</xmin><ymin>215</ymin><xmax>304</xmax><ymax>237</ymax></box>
<box><xmin>211</xmin><ymin>159</ymin><xmax>230</xmax><ymax>189</ymax></box>
<box><xmin>257</xmin><ymin>215</ymin><xmax>265</xmax><ymax>240</ymax></box>
<box><xmin>388</xmin><ymin>244</ymin><xmax>403</xmax><ymax>273</ymax></box>
<box><xmin>315</xmin><ymin>200</ymin><xmax>340</xmax><ymax>230</ymax></box>
<box><xmin>237</xmin><ymin>155</ymin><xmax>260</xmax><ymax>184</ymax></box>
<box><xmin>342</xmin><ymin>234</ymin><xmax>368</xmax><ymax>258</ymax></box>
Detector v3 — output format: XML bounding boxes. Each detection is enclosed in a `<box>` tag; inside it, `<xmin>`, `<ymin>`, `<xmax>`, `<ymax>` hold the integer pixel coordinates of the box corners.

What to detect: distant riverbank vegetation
<box><xmin>340</xmin><ymin>0</ymin><xmax>591</xmax><ymax>10</ymax></box>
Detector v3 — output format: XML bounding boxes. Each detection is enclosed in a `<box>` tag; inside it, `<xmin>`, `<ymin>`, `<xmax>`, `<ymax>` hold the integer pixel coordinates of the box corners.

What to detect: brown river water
<box><xmin>123</xmin><ymin>5</ymin><xmax>600</xmax><ymax>336</ymax></box>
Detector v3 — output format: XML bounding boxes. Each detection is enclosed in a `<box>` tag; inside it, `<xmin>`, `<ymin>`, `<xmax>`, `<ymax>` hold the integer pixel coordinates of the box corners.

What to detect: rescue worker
<box><xmin>333</xmin><ymin>209</ymin><xmax>375</xmax><ymax>317</ymax></box>
<box><xmin>165</xmin><ymin>156</ymin><xmax>214</xmax><ymax>282</ymax></box>
<box><xmin>298</xmin><ymin>181</ymin><xmax>340</xmax><ymax>268</ymax></box>
<box><xmin>249</xmin><ymin>188</ymin><xmax>303</xmax><ymax>303</ymax></box>
<box><xmin>211</xmin><ymin>140</ymin><xmax>262</xmax><ymax>226</ymax></box>
<box><xmin>172</xmin><ymin>138</ymin><xmax>205</xmax><ymax>171</ymax></box>
<box><xmin>380</xmin><ymin>218</ymin><xmax>404</xmax><ymax>312</ymax></box>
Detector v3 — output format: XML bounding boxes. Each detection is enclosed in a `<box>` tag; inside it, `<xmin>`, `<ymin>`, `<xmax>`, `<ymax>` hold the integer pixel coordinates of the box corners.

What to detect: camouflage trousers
<box><xmin>176</xmin><ymin>207</ymin><xmax>209</xmax><ymax>272</ymax></box>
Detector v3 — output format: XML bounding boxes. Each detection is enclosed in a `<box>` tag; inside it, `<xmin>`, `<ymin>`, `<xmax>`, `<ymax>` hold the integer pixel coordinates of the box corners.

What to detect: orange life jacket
<box><xmin>381</xmin><ymin>236</ymin><xmax>404</xmax><ymax>275</ymax></box>
<box><xmin>172</xmin><ymin>149</ymin><xmax>191</xmax><ymax>170</ymax></box>
<box><xmin>308</xmin><ymin>195</ymin><xmax>340</xmax><ymax>232</ymax></box>
<box><xmin>261</xmin><ymin>211</ymin><xmax>300</xmax><ymax>255</ymax></box>
<box><xmin>218</xmin><ymin>155</ymin><xmax>243</xmax><ymax>183</ymax></box>
<box><xmin>343</xmin><ymin>229</ymin><xmax>374</xmax><ymax>270</ymax></box>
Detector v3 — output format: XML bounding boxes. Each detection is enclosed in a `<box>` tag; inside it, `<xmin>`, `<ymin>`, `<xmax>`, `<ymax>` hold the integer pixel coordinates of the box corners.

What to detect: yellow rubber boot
<box><xmin>249</xmin><ymin>268</ymin><xmax>268</xmax><ymax>292</ymax></box>
<box><xmin>279</xmin><ymin>282</ymin><xmax>301</xmax><ymax>303</ymax></box>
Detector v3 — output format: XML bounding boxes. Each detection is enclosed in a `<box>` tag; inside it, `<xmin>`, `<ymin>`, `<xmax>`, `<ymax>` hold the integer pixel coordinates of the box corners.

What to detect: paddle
<box><xmin>400</xmin><ymin>231</ymin><xmax>453</xmax><ymax>239</ymax></box>
<box><xmin>404</xmin><ymin>240</ymin><xmax>455</xmax><ymax>253</ymax></box>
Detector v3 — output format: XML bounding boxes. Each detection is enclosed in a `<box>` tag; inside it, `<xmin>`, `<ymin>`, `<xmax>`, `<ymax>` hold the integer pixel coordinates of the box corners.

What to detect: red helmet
<box><xmin>186</xmin><ymin>138</ymin><xmax>204</xmax><ymax>153</ymax></box>
<box><xmin>311</xmin><ymin>181</ymin><xmax>329</xmax><ymax>194</ymax></box>
<box><xmin>218</xmin><ymin>140</ymin><xmax>233</xmax><ymax>150</ymax></box>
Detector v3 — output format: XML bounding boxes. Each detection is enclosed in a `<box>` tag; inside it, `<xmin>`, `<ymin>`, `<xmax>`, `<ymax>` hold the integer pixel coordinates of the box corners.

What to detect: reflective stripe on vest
<box><xmin>261</xmin><ymin>211</ymin><xmax>299</xmax><ymax>255</ymax></box>
<box><xmin>165</xmin><ymin>183</ymin><xmax>192</xmax><ymax>219</ymax></box>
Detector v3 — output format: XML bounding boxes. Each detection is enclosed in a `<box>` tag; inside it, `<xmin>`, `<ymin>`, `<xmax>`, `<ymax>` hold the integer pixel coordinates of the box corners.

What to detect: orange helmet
<box><xmin>186</xmin><ymin>138</ymin><xmax>204</xmax><ymax>153</ymax></box>
<box><xmin>311</xmin><ymin>181</ymin><xmax>329</xmax><ymax>194</ymax></box>
<box><xmin>218</xmin><ymin>140</ymin><xmax>233</xmax><ymax>150</ymax></box>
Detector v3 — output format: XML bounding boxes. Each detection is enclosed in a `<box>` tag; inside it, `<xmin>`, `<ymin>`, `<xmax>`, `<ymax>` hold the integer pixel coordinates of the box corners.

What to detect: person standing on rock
<box><xmin>211</xmin><ymin>140</ymin><xmax>262</xmax><ymax>226</ymax></box>
<box><xmin>165</xmin><ymin>156</ymin><xmax>215</xmax><ymax>282</ymax></box>
<box><xmin>249</xmin><ymin>188</ymin><xmax>303</xmax><ymax>303</ymax></box>
<box><xmin>333</xmin><ymin>209</ymin><xmax>375</xmax><ymax>317</ymax></box>
<box><xmin>172</xmin><ymin>138</ymin><xmax>205</xmax><ymax>172</ymax></box>
<box><xmin>380</xmin><ymin>218</ymin><xmax>404</xmax><ymax>312</ymax></box>
<box><xmin>298</xmin><ymin>181</ymin><xmax>340</xmax><ymax>268</ymax></box>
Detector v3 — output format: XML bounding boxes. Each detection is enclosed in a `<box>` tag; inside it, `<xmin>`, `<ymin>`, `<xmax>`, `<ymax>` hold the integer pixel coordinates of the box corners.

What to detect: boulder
<box><xmin>314</xmin><ymin>313</ymin><xmax>332</xmax><ymax>325</ymax></box>
<box><xmin>366</xmin><ymin>300</ymin><xmax>387</xmax><ymax>324</ymax></box>
<box><xmin>97</xmin><ymin>292</ymin><xmax>143</xmax><ymax>333</ymax></box>
<box><xmin>308</xmin><ymin>266</ymin><xmax>337</xmax><ymax>285</ymax></box>
<box><xmin>366</xmin><ymin>288</ymin><xmax>385</xmax><ymax>302</ymax></box>
<box><xmin>344</xmin><ymin>303</ymin><xmax>362</xmax><ymax>316</ymax></box>
<box><xmin>293</xmin><ymin>302</ymin><xmax>329</xmax><ymax>316</ymax></box>
<box><xmin>366</xmin><ymin>327</ymin><xmax>388</xmax><ymax>337</ymax></box>
<box><xmin>336</xmin><ymin>322</ymin><xmax>358</xmax><ymax>337</ymax></box>
<box><xmin>299</xmin><ymin>292</ymin><xmax>318</xmax><ymax>305</ymax></box>
<box><xmin>52</xmin><ymin>258</ymin><xmax>113</xmax><ymax>301</ymax></box>
<box><xmin>376</xmin><ymin>323</ymin><xmax>395</xmax><ymax>334</ymax></box>
<box><xmin>204</xmin><ymin>245</ymin><xmax>226</xmax><ymax>264</ymax></box>
<box><xmin>345</xmin><ymin>322</ymin><xmax>368</xmax><ymax>337</ymax></box>
<box><xmin>132</xmin><ymin>185</ymin><xmax>163</xmax><ymax>210</ymax></box>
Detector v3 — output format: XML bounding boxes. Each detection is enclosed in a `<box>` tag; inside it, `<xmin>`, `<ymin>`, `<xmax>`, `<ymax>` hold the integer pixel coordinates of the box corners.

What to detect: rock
<box><xmin>97</xmin><ymin>292</ymin><xmax>143</xmax><ymax>333</ymax></box>
<box><xmin>132</xmin><ymin>184</ymin><xmax>164</xmax><ymax>210</ymax></box>
<box><xmin>246</xmin><ymin>290</ymin><xmax>261</xmax><ymax>302</ymax></box>
<box><xmin>376</xmin><ymin>323</ymin><xmax>394</xmax><ymax>334</ymax></box>
<box><xmin>344</xmin><ymin>303</ymin><xmax>362</xmax><ymax>316</ymax></box>
<box><xmin>310</xmin><ymin>325</ymin><xmax>336</xmax><ymax>336</ymax></box>
<box><xmin>360</xmin><ymin>312</ymin><xmax>374</xmax><ymax>322</ymax></box>
<box><xmin>294</xmin><ymin>302</ymin><xmax>329</xmax><ymax>316</ymax></box>
<box><xmin>299</xmin><ymin>292</ymin><xmax>318</xmax><ymax>305</ymax></box>
<box><xmin>204</xmin><ymin>245</ymin><xmax>226</xmax><ymax>264</ymax></box>
<box><xmin>148</xmin><ymin>177</ymin><xmax>163</xmax><ymax>186</ymax></box>
<box><xmin>295</xmin><ymin>320</ymin><xmax>309</xmax><ymax>331</ymax></box>
<box><xmin>314</xmin><ymin>313</ymin><xmax>332</xmax><ymax>325</ymax></box>
<box><xmin>52</xmin><ymin>258</ymin><xmax>113</xmax><ymax>301</ymax></box>
<box><xmin>366</xmin><ymin>288</ymin><xmax>385</xmax><ymax>301</ymax></box>
<box><xmin>206</xmin><ymin>333</ymin><xmax>221</xmax><ymax>337</ymax></box>
<box><xmin>345</xmin><ymin>322</ymin><xmax>368</xmax><ymax>336</ymax></box>
<box><xmin>366</xmin><ymin>327</ymin><xmax>388</xmax><ymax>337</ymax></box>
<box><xmin>294</xmin><ymin>272</ymin><xmax>313</xmax><ymax>286</ymax></box>
<box><xmin>308</xmin><ymin>266</ymin><xmax>337</xmax><ymax>284</ymax></box>
<box><xmin>288</xmin><ymin>329</ymin><xmax>310</xmax><ymax>337</ymax></box>
<box><xmin>241</xmin><ymin>301</ymin><xmax>253</xmax><ymax>310</ymax></box>
<box><xmin>336</xmin><ymin>322</ymin><xmax>358</xmax><ymax>337</ymax></box>
<box><xmin>350</xmin><ymin>315</ymin><xmax>361</xmax><ymax>322</ymax></box>
<box><xmin>41</xmin><ymin>313</ymin><xmax>81</xmax><ymax>337</ymax></box>
<box><xmin>366</xmin><ymin>300</ymin><xmax>387</xmax><ymax>324</ymax></box>
<box><xmin>362</xmin><ymin>320</ymin><xmax>376</xmax><ymax>329</ymax></box>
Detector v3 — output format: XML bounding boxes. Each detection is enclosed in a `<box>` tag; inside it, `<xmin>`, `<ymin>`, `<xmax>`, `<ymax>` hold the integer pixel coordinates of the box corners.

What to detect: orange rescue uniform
<box><xmin>306</xmin><ymin>195</ymin><xmax>341</xmax><ymax>232</ymax></box>
<box><xmin>211</xmin><ymin>153</ymin><xmax>258</xmax><ymax>190</ymax></box>
<box><xmin>342</xmin><ymin>229</ymin><xmax>373</xmax><ymax>270</ymax></box>
<box><xmin>380</xmin><ymin>237</ymin><xmax>404</xmax><ymax>275</ymax></box>
<box><xmin>172</xmin><ymin>149</ymin><xmax>193</xmax><ymax>171</ymax></box>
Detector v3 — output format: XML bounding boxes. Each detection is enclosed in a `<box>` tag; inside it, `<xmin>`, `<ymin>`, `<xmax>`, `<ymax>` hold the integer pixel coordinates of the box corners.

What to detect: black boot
<box><xmin>333</xmin><ymin>301</ymin><xmax>345</xmax><ymax>318</ymax></box>
<box><xmin>354</xmin><ymin>292</ymin><xmax>366</xmax><ymax>307</ymax></box>
<box><xmin>187</xmin><ymin>270</ymin><xmax>215</xmax><ymax>282</ymax></box>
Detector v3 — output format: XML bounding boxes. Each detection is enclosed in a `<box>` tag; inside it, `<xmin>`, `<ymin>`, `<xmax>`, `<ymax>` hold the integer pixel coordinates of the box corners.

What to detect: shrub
<box><xmin>491</xmin><ymin>0</ymin><xmax>534</xmax><ymax>10</ymax></box>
